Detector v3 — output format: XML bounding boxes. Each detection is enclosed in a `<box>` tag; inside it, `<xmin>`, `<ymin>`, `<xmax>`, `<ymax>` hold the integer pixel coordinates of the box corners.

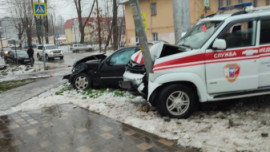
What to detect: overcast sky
<box><xmin>0</xmin><ymin>0</ymin><xmax>124</xmax><ymax>22</ymax></box>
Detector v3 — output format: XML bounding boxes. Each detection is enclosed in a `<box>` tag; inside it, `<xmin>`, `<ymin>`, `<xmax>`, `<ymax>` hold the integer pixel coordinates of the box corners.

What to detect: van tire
<box><xmin>157</xmin><ymin>84</ymin><xmax>197</xmax><ymax>119</ymax></box>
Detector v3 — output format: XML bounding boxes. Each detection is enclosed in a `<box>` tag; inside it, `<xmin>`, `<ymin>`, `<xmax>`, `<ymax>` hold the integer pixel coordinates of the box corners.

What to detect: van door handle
<box><xmin>242</xmin><ymin>50</ymin><xmax>258</xmax><ymax>56</ymax></box>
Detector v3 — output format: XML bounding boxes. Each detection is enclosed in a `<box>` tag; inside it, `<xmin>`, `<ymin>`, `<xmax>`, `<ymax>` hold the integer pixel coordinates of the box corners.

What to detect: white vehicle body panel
<box><xmin>147</xmin><ymin>9</ymin><xmax>270</xmax><ymax>103</ymax></box>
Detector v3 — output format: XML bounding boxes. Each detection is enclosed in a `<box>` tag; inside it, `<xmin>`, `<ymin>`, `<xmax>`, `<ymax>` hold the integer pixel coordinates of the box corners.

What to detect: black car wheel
<box><xmin>73</xmin><ymin>73</ymin><xmax>91</xmax><ymax>90</ymax></box>
<box><xmin>60</xmin><ymin>56</ymin><xmax>63</xmax><ymax>60</ymax></box>
<box><xmin>157</xmin><ymin>84</ymin><xmax>197</xmax><ymax>119</ymax></box>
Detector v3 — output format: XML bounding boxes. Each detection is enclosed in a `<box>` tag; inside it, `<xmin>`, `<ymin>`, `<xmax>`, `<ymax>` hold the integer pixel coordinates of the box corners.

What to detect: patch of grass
<box><xmin>0</xmin><ymin>78</ymin><xmax>36</xmax><ymax>93</ymax></box>
<box><xmin>55</xmin><ymin>83</ymin><xmax>71</xmax><ymax>95</ymax></box>
<box><xmin>112</xmin><ymin>90</ymin><xmax>125</xmax><ymax>97</ymax></box>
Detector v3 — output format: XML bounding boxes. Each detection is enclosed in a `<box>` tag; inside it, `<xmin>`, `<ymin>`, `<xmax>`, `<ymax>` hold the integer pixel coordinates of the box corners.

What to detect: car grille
<box><xmin>53</xmin><ymin>50</ymin><xmax>61</xmax><ymax>53</ymax></box>
<box><xmin>126</xmin><ymin>60</ymin><xmax>146</xmax><ymax>74</ymax></box>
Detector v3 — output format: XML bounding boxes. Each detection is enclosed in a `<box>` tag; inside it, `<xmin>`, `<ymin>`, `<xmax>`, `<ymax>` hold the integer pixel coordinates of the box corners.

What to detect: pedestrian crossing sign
<box><xmin>33</xmin><ymin>2</ymin><xmax>47</xmax><ymax>16</ymax></box>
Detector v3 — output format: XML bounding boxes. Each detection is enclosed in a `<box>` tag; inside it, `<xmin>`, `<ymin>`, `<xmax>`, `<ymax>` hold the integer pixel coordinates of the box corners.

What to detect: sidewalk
<box><xmin>0</xmin><ymin>76</ymin><xmax>66</xmax><ymax>111</ymax></box>
<box><xmin>0</xmin><ymin>104</ymin><xmax>188</xmax><ymax>152</ymax></box>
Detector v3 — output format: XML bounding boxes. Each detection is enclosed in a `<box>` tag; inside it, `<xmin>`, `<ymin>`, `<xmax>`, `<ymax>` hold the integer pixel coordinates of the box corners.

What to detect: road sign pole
<box><xmin>33</xmin><ymin>2</ymin><xmax>47</xmax><ymax>70</ymax></box>
<box><xmin>129</xmin><ymin>0</ymin><xmax>153</xmax><ymax>76</ymax></box>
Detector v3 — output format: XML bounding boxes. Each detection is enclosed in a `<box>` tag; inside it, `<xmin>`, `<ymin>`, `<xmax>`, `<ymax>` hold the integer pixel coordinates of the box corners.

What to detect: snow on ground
<box><xmin>0</xmin><ymin>84</ymin><xmax>269</xmax><ymax>152</ymax></box>
<box><xmin>0</xmin><ymin>65</ymin><xmax>35</xmax><ymax>76</ymax></box>
<box><xmin>0</xmin><ymin>61</ymin><xmax>69</xmax><ymax>77</ymax></box>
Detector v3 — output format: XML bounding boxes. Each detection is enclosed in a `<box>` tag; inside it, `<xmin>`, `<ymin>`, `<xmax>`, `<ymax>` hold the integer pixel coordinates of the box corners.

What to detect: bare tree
<box><xmin>5</xmin><ymin>0</ymin><xmax>34</xmax><ymax>46</ymax></box>
<box><xmin>73</xmin><ymin>0</ymin><xmax>96</xmax><ymax>44</ymax></box>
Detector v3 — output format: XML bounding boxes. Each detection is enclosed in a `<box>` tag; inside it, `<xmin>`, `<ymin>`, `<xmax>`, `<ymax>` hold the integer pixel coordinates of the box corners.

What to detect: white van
<box><xmin>123</xmin><ymin>3</ymin><xmax>270</xmax><ymax>118</ymax></box>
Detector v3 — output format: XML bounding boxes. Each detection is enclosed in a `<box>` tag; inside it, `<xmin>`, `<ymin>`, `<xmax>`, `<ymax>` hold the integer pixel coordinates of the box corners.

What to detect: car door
<box><xmin>98</xmin><ymin>47</ymin><xmax>138</xmax><ymax>86</ymax></box>
<box><xmin>206</xmin><ymin>19</ymin><xmax>259</xmax><ymax>94</ymax></box>
<box><xmin>258</xmin><ymin>17</ymin><xmax>270</xmax><ymax>87</ymax></box>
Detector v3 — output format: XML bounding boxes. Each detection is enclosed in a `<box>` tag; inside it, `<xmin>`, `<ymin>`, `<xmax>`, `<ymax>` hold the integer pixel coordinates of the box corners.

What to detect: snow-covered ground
<box><xmin>0</xmin><ymin>63</ymin><xmax>68</xmax><ymax>77</ymax></box>
<box><xmin>0</xmin><ymin>84</ymin><xmax>269</xmax><ymax>152</ymax></box>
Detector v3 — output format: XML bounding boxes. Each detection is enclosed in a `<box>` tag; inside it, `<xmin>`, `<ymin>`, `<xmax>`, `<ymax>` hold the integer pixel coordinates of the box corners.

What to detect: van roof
<box><xmin>202</xmin><ymin>4</ymin><xmax>270</xmax><ymax>22</ymax></box>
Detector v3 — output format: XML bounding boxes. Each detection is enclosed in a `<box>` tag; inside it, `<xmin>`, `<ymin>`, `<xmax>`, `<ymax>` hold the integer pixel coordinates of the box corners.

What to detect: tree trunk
<box><xmin>44</xmin><ymin>0</ymin><xmax>49</xmax><ymax>44</ymax></box>
<box><xmin>118</xmin><ymin>16</ymin><xmax>125</xmax><ymax>47</ymax></box>
<box><xmin>27</xmin><ymin>27</ymin><xmax>32</xmax><ymax>47</ymax></box>
<box><xmin>112</xmin><ymin>0</ymin><xmax>118</xmax><ymax>50</ymax></box>
<box><xmin>18</xmin><ymin>24</ymin><xmax>24</xmax><ymax>48</ymax></box>
<box><xmin>96</xmin><ymin>0</ymin><xmax>102</xmax><ymax>52</ymax></box>
<box><xmin>35</xmin><ymin>17</ymin><xmax>42</xmax><ymax>44</ymax></box>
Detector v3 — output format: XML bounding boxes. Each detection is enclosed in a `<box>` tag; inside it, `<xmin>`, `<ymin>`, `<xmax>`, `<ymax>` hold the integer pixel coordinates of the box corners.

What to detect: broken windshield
<box><xmin>178</xmin><ymin>21</ymin><xmax>222</xmax><ymax>49</ymax></box>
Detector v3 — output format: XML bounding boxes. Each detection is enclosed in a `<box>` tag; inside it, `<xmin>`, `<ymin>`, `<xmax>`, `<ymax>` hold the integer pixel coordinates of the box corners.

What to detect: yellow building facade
<box><xmin>123</xmin><ymin>0</ymin><xmax>270</xmax><ymax>46</ymax></box>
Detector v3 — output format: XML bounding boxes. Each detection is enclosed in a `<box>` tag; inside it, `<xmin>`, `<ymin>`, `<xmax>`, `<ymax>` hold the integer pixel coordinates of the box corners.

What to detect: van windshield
<box><xmin>178</xmin><ymin>21</ymin><xmax>222</xmax><ymax>49</ymax></box>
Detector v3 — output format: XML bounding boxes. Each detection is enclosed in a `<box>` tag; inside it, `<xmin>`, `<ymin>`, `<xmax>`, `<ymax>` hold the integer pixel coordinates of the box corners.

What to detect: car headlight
<box><xmin>49</xmin><ymin>52</ymin><xmax>53</xmax><ymax>55</ymax></box>
<box><xmin>4</xmin><ymin>51</ymin><xmax>8</xmax><ymax>55</ymax></box>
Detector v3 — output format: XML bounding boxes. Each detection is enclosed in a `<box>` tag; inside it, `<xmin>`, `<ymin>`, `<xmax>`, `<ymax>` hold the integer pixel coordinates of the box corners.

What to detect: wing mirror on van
<box><xmin>212</xmin><ymin>38</ymin><xmax>227</xmax><ymax>50</ymax></box>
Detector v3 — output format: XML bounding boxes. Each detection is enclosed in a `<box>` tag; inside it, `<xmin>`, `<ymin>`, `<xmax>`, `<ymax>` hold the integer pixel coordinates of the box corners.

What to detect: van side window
<box><xmin>260</xmin><ymin>19</ymin><xmax>270</xmax><ymax>45</ymax></box>
<box><xmin>218</xmin><ymin>21</ymin><xmax>256</xmax><ymax>49</ymax></box>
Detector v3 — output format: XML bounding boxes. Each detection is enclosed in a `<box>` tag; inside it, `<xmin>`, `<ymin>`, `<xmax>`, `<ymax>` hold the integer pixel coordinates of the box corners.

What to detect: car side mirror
<box><xmin>212</xmin><ymin>38</ymin><xmax>226</xmax><ymax>50</ymax></box>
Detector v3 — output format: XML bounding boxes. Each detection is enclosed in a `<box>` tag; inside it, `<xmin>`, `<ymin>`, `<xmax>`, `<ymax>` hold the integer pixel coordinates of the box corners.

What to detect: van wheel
<box><xmin>60</xmin><ymin>56</ymin><xmax>63</xmax><ymax>60</ymax></box>
<box><xmin>73</xmin><ymin>73</ymin><xmax>91</xmax><ymax>90</ymax></box>
<box><xmin>157</xmin><ymin>84</ymin><xmax>197</xmax><ymax>119</ymax></box>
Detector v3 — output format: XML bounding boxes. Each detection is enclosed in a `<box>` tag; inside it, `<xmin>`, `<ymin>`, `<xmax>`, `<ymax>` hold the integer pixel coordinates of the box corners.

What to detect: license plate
<box><xmin>24</xmin><ymin>59</ymin><xmax>30</xmax><ymax>62</ymax></box>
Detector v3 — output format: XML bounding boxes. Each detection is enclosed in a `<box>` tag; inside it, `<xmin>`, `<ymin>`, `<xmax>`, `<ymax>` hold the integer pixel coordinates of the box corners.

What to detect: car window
<box><xmin>218</xmin><ymin>20</ymin><xmax>256</xmax><ymax>49</ymax></box>
<box><xmin>45</xmin><ymin>45</ymin><xmax>58</xmax><ymax>49</ymax></box>
<box><xmin>109</xmin><ymin>48</ymin><xmax>136</xmax><ymax>65</ymax></box>
<box><xmin>38</xmin><ymin>46</ymin><xmax>43</xmax><ymax>49</ymax></box>
<box><xmin>260</xmin><ymin>19</ymin><xmax>270</xmax><ymax>45</ymax></box>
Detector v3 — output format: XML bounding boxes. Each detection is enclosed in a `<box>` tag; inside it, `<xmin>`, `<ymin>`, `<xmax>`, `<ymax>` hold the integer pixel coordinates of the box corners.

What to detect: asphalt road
<box><xmin>34</xmin><ymin>51</ymin><xmax>101</xmax><ymax>67</ymax></box>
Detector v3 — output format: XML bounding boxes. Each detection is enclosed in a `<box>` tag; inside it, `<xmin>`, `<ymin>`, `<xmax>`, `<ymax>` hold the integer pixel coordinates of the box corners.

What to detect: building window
<box><xmin>226</xmin><ymin>0</ymin><xmax>231</xmax><ymax>6</ymax></box>
<box><xmin>267</xmin><ymin>0</ymin><xmax>270</xmax><ymax>5</ymax></box>
<box><xmin>150</xmin><ymin>3</ymin><xmax>157</xmax><ymax>16</ymax></box>
<box><xmin>253</xmin><ymin>0</ymin><xmax>257</xmax><ymax>7</ymax></box>
<box><xmin>238</xmin><ymin>0</ymin><xmax>243</xmax><ymax>3</ymax></box>
<box><xmin>152</xmin><ymin>32</ymin><xmax>158</xmax><ymax>41</ymax></box>
<box><xmin>218</xmin><ymin>0</ymin><xmax>224</xmax><ymax>8</ymax></box>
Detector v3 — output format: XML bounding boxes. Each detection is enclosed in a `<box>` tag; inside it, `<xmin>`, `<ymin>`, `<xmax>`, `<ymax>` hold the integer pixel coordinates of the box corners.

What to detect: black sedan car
<box><xmin>4</xmin><ymin>50</ymin><xmax>31</xmax><ymax>65</ymax></box>
<box><xmin>64</xmin><ymin>46</ymin><xmax>140</xmax><ymax>90</ymax></box>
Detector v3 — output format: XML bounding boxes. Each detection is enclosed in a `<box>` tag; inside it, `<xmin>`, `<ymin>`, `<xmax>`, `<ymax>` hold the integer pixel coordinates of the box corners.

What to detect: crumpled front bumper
<box><xmin>63</xmin><ymin>74</ymin><xmax>73</xmax><ymax>83</ymax></box>
<box><xmin>120</xmin><ymin>71</ymin><xmax>146</xmax><ymax>94</ymax></box>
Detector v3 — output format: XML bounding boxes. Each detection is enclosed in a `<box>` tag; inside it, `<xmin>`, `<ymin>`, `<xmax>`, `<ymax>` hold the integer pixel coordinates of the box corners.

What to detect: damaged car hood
<box><xmin>73</xmin><ymin>54</ymin><xmax>107</xmax><ymax>67</ymax></box>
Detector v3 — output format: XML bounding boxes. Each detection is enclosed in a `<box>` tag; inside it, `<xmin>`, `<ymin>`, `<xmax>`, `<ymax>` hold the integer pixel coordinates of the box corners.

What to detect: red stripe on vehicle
<box><xmin>154</xmin><ymin>45</ymin><xmax>270</xmax><ymax>72</ymax></box>
<box><xmin>134</xmin><ymin>51</ymin><xmax>142</xmax><ymax>62</ymax></box>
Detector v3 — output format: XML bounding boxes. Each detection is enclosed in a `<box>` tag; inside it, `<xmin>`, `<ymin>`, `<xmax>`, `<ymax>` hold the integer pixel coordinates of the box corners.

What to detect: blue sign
<box><xmin>55</xmin><ymin>33</ymin><xmax>60</xmax><ymax>38</ymax></box>
<box><xmin>33</xmin><ymin>2</ymin><xmax>47</xmax><ymax>16</ymax></box>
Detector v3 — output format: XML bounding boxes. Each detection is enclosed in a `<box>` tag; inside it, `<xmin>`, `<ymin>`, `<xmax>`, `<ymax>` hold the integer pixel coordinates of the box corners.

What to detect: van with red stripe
<box><xmin>124</xmin><ymin>3</ymin><xmax>270</xmax><ymax>118</ymax></box>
